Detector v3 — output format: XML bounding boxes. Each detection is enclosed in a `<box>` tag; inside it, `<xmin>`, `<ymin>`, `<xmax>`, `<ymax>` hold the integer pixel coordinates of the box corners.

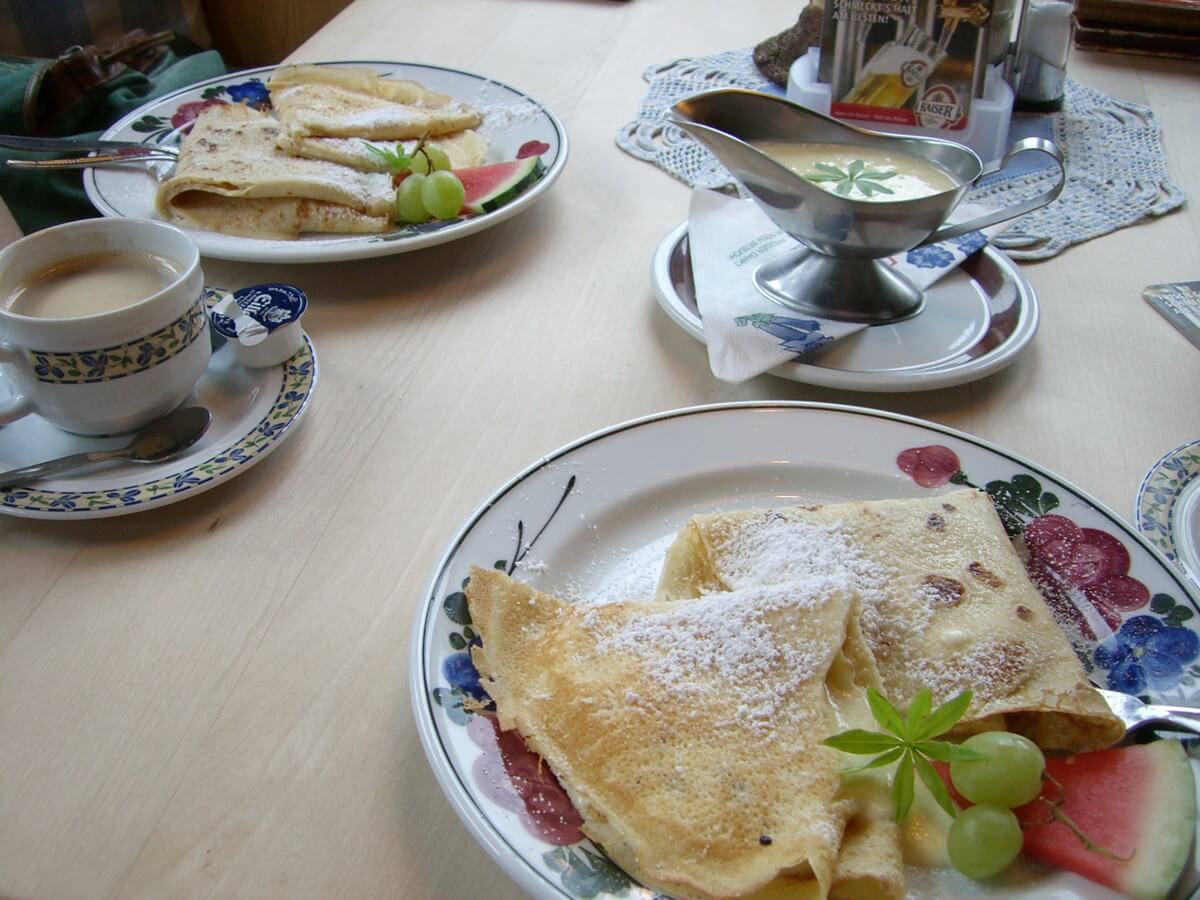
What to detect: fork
<box><xmin>5</xmin><ymin>151</ymin><xmax>178</xmax><ymax>170</ymax></box>
<box><xmin>1096</xmin><ymin>688</ymin><xmax>1200</xmax><ymax>736</ymax></box>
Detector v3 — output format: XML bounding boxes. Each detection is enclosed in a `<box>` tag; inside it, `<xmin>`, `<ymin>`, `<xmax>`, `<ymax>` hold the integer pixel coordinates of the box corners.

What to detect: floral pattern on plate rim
<box><xmin>897</xmin><ymin>444</ymin><xmax>1200</xmax><ymax>699</ymax></box>
<box><xmin>0</xmin><ymin>289</ymin><xmax>314</xmax><ymax>515</ymax></box>
<box><xmin>1136</xmin><ymin>438</ymin><xmax>1200</xmax><ymax>583</ymax></box>
<box><xmin>425</xmin><ymin>425</ymin><xmax>1200</xmax><ymax>900</ymax></box>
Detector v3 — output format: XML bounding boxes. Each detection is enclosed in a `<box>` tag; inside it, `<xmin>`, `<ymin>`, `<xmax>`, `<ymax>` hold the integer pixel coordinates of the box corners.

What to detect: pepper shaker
<box><xmin>1013</xmin><ymin>0</ymin><xmax>1075</xmax><ymax>111</ymax></box>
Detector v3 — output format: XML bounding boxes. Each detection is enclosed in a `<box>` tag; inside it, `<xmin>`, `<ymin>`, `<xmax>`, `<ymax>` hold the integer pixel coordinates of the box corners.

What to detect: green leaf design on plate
<box><xmin>1151</xmin><ymin>593</ymin><xmax>1175</xmax><ymax>614</ymax></box>
<box><xmin>443</xmin><ymin>590</ymin><xmax>471</xmax><ymax>625</ymax></box>
<box><xmin>130</xmin><ymin>114</ymin><xmax>167</xmax><ymax>132</ymax></box>
<box><xmin>1167</xmin><ymin>606</ymin><xmax>1194</xmax><ymax>626</ymax></box>
<box><xmin>431</xmin><ymin>687</ymin><xmax>472</xmax><ymax>725</ymax></box>
<box><xmin>544</xmin><ymin>846</ymin><xmax>632</xmax><ymax>898</ymax></box>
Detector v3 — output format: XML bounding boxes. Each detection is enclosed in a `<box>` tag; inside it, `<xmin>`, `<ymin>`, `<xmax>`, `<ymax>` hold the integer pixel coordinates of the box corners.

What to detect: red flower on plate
<box><xmin>517</xmin><ymin>139</ymin><xmax>550</xmax><ymax>159</ymax></box>
<box><xmin>897</xmin><ymin>445</ymin><xmax>962</xmax><ymax>488</ymax></box>
<box><xmin>468</xmin><ymin>713</ymin><xmax>584</xmax><ymax>845</ymax></box>
<box><xmin>170</xmin><ymin>98</ymin><xmax>227</xmax><ymax>130</ymax></box>
<box><xmin>1023</xmin><ymin>514</ymin><xmax>1150</xmax><ymax>638</ymax></box>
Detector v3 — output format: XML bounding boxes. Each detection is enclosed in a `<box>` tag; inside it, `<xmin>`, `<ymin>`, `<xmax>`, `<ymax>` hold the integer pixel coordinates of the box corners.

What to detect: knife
<box><xmin>0</xmin><ymin>135</ymin><xmax>178</xmax><ymax>156</ymax></box>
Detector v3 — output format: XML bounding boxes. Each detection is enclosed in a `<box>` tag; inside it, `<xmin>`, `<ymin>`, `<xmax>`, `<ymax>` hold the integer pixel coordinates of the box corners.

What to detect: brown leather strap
<box><xmin>18</xmin><ymin>30</ymin><xmax>173</xmax><ymax>135</ymax></box>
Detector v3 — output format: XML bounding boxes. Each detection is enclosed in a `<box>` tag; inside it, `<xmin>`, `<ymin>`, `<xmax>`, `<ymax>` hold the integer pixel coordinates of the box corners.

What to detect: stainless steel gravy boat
<box><xmin>669</xmin><ymin>89</ymin><xmax>1066</xmax><ymax>323</ymax></box>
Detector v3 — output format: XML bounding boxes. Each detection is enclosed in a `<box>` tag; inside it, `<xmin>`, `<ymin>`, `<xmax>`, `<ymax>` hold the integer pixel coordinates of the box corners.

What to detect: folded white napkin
<box><xmin>688</xmin><ymin>189</ymin><xmax>989</xmax><ymax>382</ymax></box>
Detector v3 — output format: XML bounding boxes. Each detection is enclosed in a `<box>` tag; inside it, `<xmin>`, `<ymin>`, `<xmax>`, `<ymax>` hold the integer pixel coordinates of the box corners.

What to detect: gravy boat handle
<box><xmin>920</xmin><ymin>137</ymin><xmax>1065</xmax><ymax>246</ymax></box>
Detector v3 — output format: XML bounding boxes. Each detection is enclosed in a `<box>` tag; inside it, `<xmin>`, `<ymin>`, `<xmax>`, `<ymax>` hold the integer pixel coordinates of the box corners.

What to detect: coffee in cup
<box><xmin>0</xmin><ymin>218</ymin><xmax>209</xmax><ymax>436</ymax></box>
<box><xmin>3</xmin><ymin>251</ymin><xmax>183</xmax><ymax>319</ymax></box>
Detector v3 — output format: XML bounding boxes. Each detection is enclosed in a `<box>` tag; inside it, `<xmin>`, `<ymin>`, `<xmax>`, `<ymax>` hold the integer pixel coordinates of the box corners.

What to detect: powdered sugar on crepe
<box><xmin>584</xmin><ymin>584</ymin><xmax>840</xmax><ymax>735</ymax></box>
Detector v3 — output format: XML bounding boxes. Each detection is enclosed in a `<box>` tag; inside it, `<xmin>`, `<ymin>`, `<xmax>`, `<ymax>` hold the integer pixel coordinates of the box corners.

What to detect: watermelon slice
<box><xmin>1015</xmin><ymin>741</ymin><xmax>1196</xmax><ymax>900</ymax></box>
<box><xmin>458</xmin><ymin>157</ymin><xmax>544</xmax><ymax>215</ymax></box>
<box><xmin>938</xmin><ymin>742</ymin><xmax>1196</xmax><ymax>898</ymax></box>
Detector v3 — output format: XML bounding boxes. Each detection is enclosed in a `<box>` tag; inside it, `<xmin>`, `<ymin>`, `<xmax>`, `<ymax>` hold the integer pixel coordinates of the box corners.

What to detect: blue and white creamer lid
<box><xmin>211</xmin><ymin>283</ymin><xmax>308</xmax><ymax>340</ymax></box>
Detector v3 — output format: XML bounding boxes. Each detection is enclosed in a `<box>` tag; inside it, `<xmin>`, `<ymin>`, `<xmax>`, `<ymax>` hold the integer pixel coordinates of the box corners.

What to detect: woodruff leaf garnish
<box><xmin>362</xmin><ymin>141</ymin><xmax>411</xmax><ymax>173</ymax></box>
<box><xmin>823</xmin><ymin>687</ymin><xmax>983</xmax><ymax>822</ymax></box>
<box><xmin>802</xmin><ymin>160</ymin><xmax>898</xmax><ymax>199</ymax></box>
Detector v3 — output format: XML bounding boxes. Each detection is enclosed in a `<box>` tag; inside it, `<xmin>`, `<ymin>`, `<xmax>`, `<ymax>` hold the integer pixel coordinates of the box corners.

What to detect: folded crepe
<box><xmin>267</xmin><ymin>63</ymin><xmax>454</xmax><ymax>107</ymax></box>
<box><xmin>155</xmin><ymin>103</ymin><xmax>395</xmax><ymax>239</ymax></box>
<box><xmin>275</xmin><ymin>129</ymin><xmax>487</xmax><ymax>173</ymax></box>
<box><xmin>270</xmin><ymin>80</ymin><xmax>481</xmax><ymax>140</ymax></box>
<box><xmin>656</xmin><ymin>488</ymin><xmax>1125</xmax><ymax>751</ymax></box>
<box><xmin>466</xmin><ymin>565</ymin><xmax>895</xmax><ymax>900</ymax></box>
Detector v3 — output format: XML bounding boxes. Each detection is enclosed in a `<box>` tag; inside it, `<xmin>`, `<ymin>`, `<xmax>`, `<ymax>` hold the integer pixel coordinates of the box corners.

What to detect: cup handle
<box><xmin>921</xmin><ymin>137</ymin><xmax>1066</xmax><ymax>246</ymax></box>
<box><xmin>0</xmin><ymin>342</ymin><xmax>34</xmax><ymax>426</ymax></box>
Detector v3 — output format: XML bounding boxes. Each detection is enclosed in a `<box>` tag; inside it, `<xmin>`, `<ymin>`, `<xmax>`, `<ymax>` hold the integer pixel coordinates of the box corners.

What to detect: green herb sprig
<box><xmin>823</xmin><ymin>688</ymin><xmax>983</xmax><ymax>822</ymax></box>
<box><xmin>804</xmin><ymin>160</ymin><xmax>898</xmax><ymax>198</ymax></box>
<box><xmin>362</xmin><ymin>141</ymin><xmax>411</xmax><ymax>173</ymax></box>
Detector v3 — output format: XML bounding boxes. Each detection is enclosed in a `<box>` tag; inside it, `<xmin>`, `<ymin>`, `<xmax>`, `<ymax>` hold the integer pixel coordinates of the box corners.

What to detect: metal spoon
<box><xmin>0</xmin><ymin>406</ymin><xmax>212</xmax><ymax>487</ymax></box>
<box><xmin>1096</xmin><ymin>687</ymin><xmax>1200</xmax><ymax>737</ymax></box>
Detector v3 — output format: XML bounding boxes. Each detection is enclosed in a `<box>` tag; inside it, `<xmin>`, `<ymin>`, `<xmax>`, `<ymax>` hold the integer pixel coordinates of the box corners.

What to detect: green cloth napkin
<box><xmin>0</xmin><ymin>49</ymin><xmax>226</xmax><ymax>234</ymax></box>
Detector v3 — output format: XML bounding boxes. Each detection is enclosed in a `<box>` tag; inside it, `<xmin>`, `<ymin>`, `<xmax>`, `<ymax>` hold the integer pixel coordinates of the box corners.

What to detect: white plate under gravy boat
<box><xmin>84</xmin><ymin>61</ymin><xmax>567</xmax><ymax>263</ymax></box>
<box><xmin>1137</xmin><ymin>438</ymin><xmax>1200</xmax><ymax>592</ymax></box>
<box><xmin>413</xmin><ymin>402</ymin><xmax>1200</xmax><ymax>900</ymax></box>
<box><xmin>0</xmin><ymin>294</ymin><xmax>316</xmax><ymax>519</ymax></box>
<box><xmin>652</xmin><ymin>223</ymin><xmax>1039</xmax><ymax>392</ymax></box>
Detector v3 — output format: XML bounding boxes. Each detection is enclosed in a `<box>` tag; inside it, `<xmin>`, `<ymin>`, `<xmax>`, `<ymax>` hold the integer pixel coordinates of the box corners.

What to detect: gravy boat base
<box><xmin>754</xmin><ymin>248</ymin><xmax>924</xmax><ymax>323</ymax></box>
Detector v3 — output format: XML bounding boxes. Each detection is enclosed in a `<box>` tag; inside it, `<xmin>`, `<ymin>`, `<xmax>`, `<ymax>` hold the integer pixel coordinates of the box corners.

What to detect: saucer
<box><xmin>0</xmin><ymin>331</ymin><xmax>317</xmax><ymax>519</ymax></box>
<box><xmin>1137</xmin><ymin>438</ymin><xmax>1200</xmax><ymax>591</ymax></box>
<box><xmin>651</xmin><ymin>222</ymin><xmax>1039</xmax><ymax>392</ymax></box>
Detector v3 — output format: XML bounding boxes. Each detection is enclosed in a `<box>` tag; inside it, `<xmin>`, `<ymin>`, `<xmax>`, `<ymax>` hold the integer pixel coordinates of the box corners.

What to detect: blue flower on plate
<box><xmin>1094</xmin><ymin>614</ymin><xmax>1200</xmax><ymax>693</ymax></box>
<box><xmin>443</xmin><ymin>651</ymin><xmax>487</xmax><ymax>700</ymax></box>
<box><xmin>225</xmin><ymin>79</ymin><xmax>270</xmax><ymax>108</ymax></box>
<box><xmin>906</xmin><ymin>244</ymin><xmax>955</xmax><ymax>269</ymax></box>
<box><xmin>735</xmin><ymin>313</ymin><xmax>833</xmax><ymax>356</ymax></box>
<box><xmin>104</xmin><ymin>488</ymin><xmax>143</xmax><ymax>504</ymax></box>
<box><xmin>951</xmin><ymin>231</ymin><xmax>987</xmax><ymax>256</ymax></box>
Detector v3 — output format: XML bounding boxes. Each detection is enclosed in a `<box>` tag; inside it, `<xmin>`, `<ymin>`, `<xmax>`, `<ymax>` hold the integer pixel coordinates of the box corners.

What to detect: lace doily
<box><xmin>616</xmin><ymin>49</ymin><xmax>1184</xmax><ymax>260</ymax></box>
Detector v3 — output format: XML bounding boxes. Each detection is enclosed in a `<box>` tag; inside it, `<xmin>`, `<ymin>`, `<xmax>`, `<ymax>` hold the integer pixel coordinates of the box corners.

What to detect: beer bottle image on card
<box><xmin>840</xmin><ymin>25</ymin><xmax>944</xmax><ymax>107</ymax></box>
<box><xmin>823</xmin><ymin>0</ymin><xmax>992</xmax><ymax>130</ymax></box>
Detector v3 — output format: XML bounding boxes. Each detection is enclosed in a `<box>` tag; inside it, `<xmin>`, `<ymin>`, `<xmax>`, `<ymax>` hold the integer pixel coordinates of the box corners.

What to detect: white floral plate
<box><xmin>412</xmin><ymin>402</ymin><xmax>1200</xmax><ymax>900</ymax></box>
<box><xmin>83</xmin><ymin>61</ymin><xmax>567</xmax><ymax>263</ymax></box>
<box><xmin>652</xmin><ymin>223</ymin><xmax>1039</xmax><ymax>392</ymax></box>
<box><xmin>0</xmin><ymin>294</ymin><xmax>316</xmax><ymax>519</ymax></box>
<box><xmin>1137</xmin><ymin>439</ymin><xmax>1200</xmax><ymax>592</ymax></box>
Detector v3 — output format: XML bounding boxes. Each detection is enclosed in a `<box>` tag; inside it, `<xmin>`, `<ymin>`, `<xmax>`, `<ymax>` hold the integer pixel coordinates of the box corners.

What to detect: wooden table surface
<box><xmin>3</xmin><ymin>1</ymin><xmax>1198</xmax><ymax>897</ymax></box>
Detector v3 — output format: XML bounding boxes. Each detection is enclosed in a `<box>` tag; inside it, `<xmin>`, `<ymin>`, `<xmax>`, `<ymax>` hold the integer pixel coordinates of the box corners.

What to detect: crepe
<box><xmin>155</xmin><ymin>104</ymin><xmax>395</xmax><ymax>239</ymax></box>
<box><xmin>275</xmin><ymin>129</ymin><xmax>488</xmax><ymax>172</ymax></box>
<box><xmin>466</xmin><ymin>565</ymin><xmax>892</xmax><ymax>900</ymax></box>
<box><xmin>267</xmin><ymin>63</ymin><xmax>454</xmax><ymax>107</ymax></box>
<box><xmin>656</xmin><ymin>488</ymin><xmax>1125</xmax><ymax>751</ymax></box>
<box><xmin>270</xmin><ymin>81</ymin><xmax>481</xmax><ymax>140</ymax></box>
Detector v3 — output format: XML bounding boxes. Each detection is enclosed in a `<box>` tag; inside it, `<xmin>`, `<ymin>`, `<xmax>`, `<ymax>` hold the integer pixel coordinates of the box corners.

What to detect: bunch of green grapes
<box><xmin>946</xmin><ymin>732</ymin><xmax>1046</xmax><ymax>880</ymax></box>
<box><xmin>396</xmin><ymin>146</ymin><xmax>465</xmax><ymax>223</ymax></box>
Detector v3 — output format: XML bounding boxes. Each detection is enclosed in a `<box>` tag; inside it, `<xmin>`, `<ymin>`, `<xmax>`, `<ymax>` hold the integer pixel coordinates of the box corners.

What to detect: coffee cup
<box><xmin>0</xmin><ymin>218</ymin><xmax>209</xmax><ymax>436</ymax></box>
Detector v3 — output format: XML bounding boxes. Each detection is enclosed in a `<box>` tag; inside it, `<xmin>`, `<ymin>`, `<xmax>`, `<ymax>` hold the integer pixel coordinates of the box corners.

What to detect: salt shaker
<box><xmin>1014</xmin><ymin>0</ymin><xmax>1075</xmax><ymax>111</ymax></box>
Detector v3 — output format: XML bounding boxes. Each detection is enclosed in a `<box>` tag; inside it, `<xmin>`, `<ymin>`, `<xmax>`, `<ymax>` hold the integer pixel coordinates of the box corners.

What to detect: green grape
<box><xmin>950</xmin><ymin>731</ymin><xmax>1045</xmax><ymax>808</ymax></box>
<box><xmin>409</xmin><ymin>151</ymin><xmax>431</xmax><ymax>175</ymax></box>
<box><xmin>396</xmin><ymin>173</ymin><xmax>430</xmax><ymax>223</ymax></box>
<box><xmin>946</xmin><ymin>804</ymin><xmax>1023</xmax><ymax>880</ymax></box>
<box><xmin>422</xmin><ymin>170</ymin><xmax>466</xmax><ymax>219</ymax></box>
<box><xmin>426</xmin><ymin>145</ymin><xmax>452</xmax><ymax>171</ymax></box>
